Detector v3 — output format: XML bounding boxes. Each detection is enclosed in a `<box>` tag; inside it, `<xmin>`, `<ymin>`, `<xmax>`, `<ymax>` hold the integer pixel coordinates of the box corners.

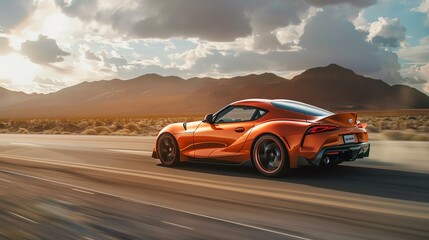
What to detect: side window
<box><xmin>252</xmin><ymin>109</ymin><xmax>267</xmax><ymax>120</ymax></box>
<box><xmin>215</xmin><ymin>106</ymin><xmax>257</xmax><ymax>123</ymax></box>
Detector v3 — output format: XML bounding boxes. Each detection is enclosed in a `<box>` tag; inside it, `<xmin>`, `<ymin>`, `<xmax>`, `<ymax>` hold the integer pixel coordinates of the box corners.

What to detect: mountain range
<box><xmin>1</xmin><ymin>64</ymin><xmax>428</xmax><ymax>118</ymax></box>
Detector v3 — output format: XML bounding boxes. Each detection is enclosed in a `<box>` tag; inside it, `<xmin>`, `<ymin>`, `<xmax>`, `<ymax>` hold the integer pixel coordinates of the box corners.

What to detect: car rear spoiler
<box><xmin>311</xmin><ymin>112</ymin><xmax>357</xmax><ymax>127</ymax></box>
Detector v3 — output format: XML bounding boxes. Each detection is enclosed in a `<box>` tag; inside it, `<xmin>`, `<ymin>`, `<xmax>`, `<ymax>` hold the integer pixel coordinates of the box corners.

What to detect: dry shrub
<box><xmin>109</xmin><ymin>123</ymin><xmax>123</xmax><ymax>131</ymax></box>
<box><xmin>93</xmin><ymin>126</ymin><xmax>112</xmax><ymax>134</ymax></box>
<box><xmin>42</xmin><ymin>130</ymin><xmax>55</xmax><ymax>134</ymax></box>
<box><xmin>382</xmin><ymin>130</ymin><xmax>429</xmax><ymax>141</ymax></box>
<box><xmin>17</xmin><ymin>128</ymin><xmax>30</xmax><ymax>134</ymax></box>
<box><xmin>82</xmin><ymin>129</ymin><xmax>97</xmax><ymax>135</ymax></box>
<box><xmin>62</xmin><ymin>123</ymin><xmax>83</xmax><ymax>133</ymax></box>
<box><xmin>94</xmin><ymin>120</ymin><xmax>104</xmax><ymax>127</ymax></box>
<box><xmin>77</xmin><ymin>121</ymin><xmax>89</xmax><ymax>129</ymax></box>
<box><xmin>111</xmin><ymin>129</ymin><xmax>132</xmax><ymax>136</ymax></box>
<box><xmin>417</xmin><ymin>126</ymin><xmax>427</xmax><ymax>132</ymax></box>
<box><xmin>124</xmin><ymin>123</ymin><xmax>140</xmax><ymax>133</ymax></box>
<box><xmin>1</xmin><ymin>114</ymin><xmax>422</xmax><ymax>139</ymax></box>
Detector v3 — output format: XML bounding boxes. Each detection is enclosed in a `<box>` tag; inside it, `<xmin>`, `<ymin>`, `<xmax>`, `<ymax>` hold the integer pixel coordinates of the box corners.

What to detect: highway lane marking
<box><xmin>10</xmin><ymin>142</ymin><xmax>40</xmax><ymax>147</ymax></box>
<box><xmin>109</xmin><ymin>149</ymin><xmax>153</xmax><ymax>156</ymax></box>
<box><xmin>0</xmin><ymin>169</ymin><xmax>313</xmax><ymax>240</ymax></box>
<box><xmin>1</xmin><ymin>154</ymin><xmax>427</xmax><ymax>220</ymax></box>
<box><xmin>162</xmin><ymin>221</ymin><xmax>194</xmax><ymax>230</ymax></box>
<box><xmin>0</xmin><ymin>177</ymin><xmax>11</xmax><ymax>183</ymax></box>
<box><xmin>72</xmin><ymin>188</ymin><xmax>94</xmax><ymax>195</ymax></box>
<box><xmin>6</xmin><ymin>211</ymin><xmax>37</xmax><ymax>224</ymax></box>
<box><xmin>0</xmin><ymin>153</ymin><xmax>363</xmax><ymax>200</ymax></box>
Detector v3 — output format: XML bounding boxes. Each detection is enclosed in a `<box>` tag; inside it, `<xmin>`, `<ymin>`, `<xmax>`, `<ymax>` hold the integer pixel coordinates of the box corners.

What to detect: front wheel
<box><xmin>252</xmin><ymin>134</ymin><xmax>290</xmax><ymax>177</ymax></box>
<box><xmin>157</xmin><ymin>133</ymin><xmax>180</xmax><ymax>167</ymax></box>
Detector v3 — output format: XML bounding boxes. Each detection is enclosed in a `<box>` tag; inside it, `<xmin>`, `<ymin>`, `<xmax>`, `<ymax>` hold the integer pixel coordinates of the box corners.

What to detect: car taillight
<box><xmin>306</xmin><ymin>125</ymin><xmax>337</xmax><ymax>134</ymax></box>
<box><xmin>357</xmin><ymin>122</ymin><xmax>367</xmax><ymax>129</ymax></box>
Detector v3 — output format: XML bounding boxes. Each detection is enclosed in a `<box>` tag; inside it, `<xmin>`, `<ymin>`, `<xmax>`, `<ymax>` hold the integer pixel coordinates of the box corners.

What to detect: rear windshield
<box><xmin>271</xmin><ymin>100</ymin><xmax>333</xmax><ymax>117</ymax></box>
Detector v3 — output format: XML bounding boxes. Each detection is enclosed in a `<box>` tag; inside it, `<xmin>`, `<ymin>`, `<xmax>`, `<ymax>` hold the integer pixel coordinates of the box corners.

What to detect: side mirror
<box><xmin>203</xmin><ymin>114</ymin><xmax>214</xmax><ymax>124</ymax></box>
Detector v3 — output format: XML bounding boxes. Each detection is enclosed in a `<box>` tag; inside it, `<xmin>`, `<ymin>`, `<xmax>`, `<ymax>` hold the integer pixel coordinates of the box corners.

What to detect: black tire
<box><xmin>157</xmin><ymin>133</ymin><xmax>180</xmax><ymax>167</ymax></box>
<box><xmin>251</xmin><ymin>134</ymin><xmax>290</xmax><ymax>177</ymax></box>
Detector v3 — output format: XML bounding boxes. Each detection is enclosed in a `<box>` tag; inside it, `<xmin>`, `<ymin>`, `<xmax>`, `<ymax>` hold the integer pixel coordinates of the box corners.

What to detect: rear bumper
<box><xmin>301</xmin><ymin>142</ymin><xmax>370</xmax><ymax>166</ymax></box>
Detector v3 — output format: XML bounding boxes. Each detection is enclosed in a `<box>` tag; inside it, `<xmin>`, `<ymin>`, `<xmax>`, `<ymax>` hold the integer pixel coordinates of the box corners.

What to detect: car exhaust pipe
<box><xmin>323</xmin><ymin>156</ymin><xmax>330</xmax><ymax>164</ymax></box>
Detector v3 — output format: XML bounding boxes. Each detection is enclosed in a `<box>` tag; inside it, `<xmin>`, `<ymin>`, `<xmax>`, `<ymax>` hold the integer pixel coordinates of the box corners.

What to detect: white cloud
<box><xmin>397</xmin><ymin>36</ymin><xmax>429</xmax><ymax>64</ymax></box>
<box><xmin>53</xmin><ymin>0</ymin><xmax>375</xmax><ymax>42</ymax></box>
<box><xmin>188</xmin><ymin>7</ymin><xmax>405</xmax><ymax>85</ymax></box>
<box><xmin>401</xmin><ymin>63</ymin><xmax>429</xmax><ymax>93</ymax></box>
<box><xmin>55</xmin><ymin>0</ymin><xmax>98</xmax><ymax>21</ymax></box>
<box><xmin>304</xmin><ymin>0</ymin><xmax>376</xmax><ymax>8</ymax></box>
<box><xmin>168</xmin><ymin>44</ymin><xmax>213</xmax><ymax>70</ymax></box>
<box><xmin>21</xmin><ymin>35</ymin><xmax>70</xmax><ymax>64</ymax></box>
<box><xmin>101</xmin><ymin>51</ymin><xmax>128</xmax><ymax>72</ymax></box>
<box><xmin>132</xmin><ymin>57</ymin><xmax>162</xmax><ymax>67</ymax></box>
<box><xmin>0</xmin><ymin>37</ymin><xmax>13</xmax><ymax>55</ymax></box>
<box><xmin>79</xmin><ymin>44</ymin><xmax>101</xmax><ymax>62</ymax></box>
<box><xmin>366</xmin><ymin>17</ymin><xmax>407</xmax><ymax>48</ymax></box>
<box><xmin>413</xmin><ymin>0</ymin><xmax>429</xmax><ymax>24</ymax></box>
<box><xmin>0</xmin><ymin>0</ymin><xmax>34</xmax><ymax>30</ymax></box>
<box><xmin>32</xmin><ymin>76</ymin><xmax>68</xmax><ymax>92</ymax></box>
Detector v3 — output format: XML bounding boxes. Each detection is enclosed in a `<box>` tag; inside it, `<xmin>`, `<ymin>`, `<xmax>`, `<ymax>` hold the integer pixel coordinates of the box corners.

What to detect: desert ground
<box><xmin>0</xmin><ymin>110</ymin><xmax>428</xmax><ymax>141</ymax></box>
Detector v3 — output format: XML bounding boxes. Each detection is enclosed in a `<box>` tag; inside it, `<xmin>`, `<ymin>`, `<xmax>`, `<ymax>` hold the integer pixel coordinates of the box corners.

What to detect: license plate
<box><xmin>343</xmin><ymin>134</ymin><xmax>355</xmax><ymax>144</ymax></box>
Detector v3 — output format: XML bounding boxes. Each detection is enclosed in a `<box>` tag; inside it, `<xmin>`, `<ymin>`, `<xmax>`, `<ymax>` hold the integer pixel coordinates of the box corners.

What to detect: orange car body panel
<box><xmin>153</xmin><ymin>99</ymin><xmax>370</xmax><ymax>168</ymax></box>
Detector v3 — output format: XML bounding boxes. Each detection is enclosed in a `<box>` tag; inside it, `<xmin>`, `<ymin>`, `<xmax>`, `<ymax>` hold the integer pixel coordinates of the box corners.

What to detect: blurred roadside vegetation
<box><xmin>0</xmin><ymin>112</ymin><xmax>428</xmax><ymax>141</ymax></box>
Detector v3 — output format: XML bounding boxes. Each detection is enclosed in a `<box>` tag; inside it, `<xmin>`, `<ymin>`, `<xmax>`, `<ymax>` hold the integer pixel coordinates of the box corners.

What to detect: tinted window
<box><xmin>271</xmin><ymin>100</ymin><xmax>332</xmax><ymax>117</ymax></box>
<box><xmin>215</xmin><ymin>106</ymin><xmax>257</xmax><ymax>123</ymax></box>
<box><xmin>253</xmin><ymin>109</ymin><xmax>267</xmax><ymax>120</ymax></box>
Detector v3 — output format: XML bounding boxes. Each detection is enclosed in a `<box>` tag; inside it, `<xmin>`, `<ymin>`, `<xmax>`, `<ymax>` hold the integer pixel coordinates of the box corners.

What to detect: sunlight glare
<box><xmin>0</xmin><ymin>54</ymin><xmax>38</xmax><ymax>88</ymax></box>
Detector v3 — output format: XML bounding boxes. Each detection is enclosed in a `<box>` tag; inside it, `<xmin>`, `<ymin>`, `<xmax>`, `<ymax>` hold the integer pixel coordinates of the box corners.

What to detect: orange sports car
<box><xmin>152</xmin><ymin>99</ymin><xmax>370</xmax><ymax>177</ymax></box>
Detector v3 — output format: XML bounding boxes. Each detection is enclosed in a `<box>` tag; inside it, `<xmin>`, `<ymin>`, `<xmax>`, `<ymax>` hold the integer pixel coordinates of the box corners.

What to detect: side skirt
<box><xmin>186</xmin><ymin>157</ymin><xmax>251</xmax><ymax>166</ymax></box>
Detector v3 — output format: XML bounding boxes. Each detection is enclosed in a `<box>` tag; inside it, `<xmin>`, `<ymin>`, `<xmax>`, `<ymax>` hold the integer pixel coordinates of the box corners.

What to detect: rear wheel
<box><xmin>252</xmin><ymin>134</ymin><xmax>290</xmax><ymax>177</ymax></box>
<box><xmin>157</xmin><ymin>133</ymin><xmax>180</xmax><ymax>167</ymax></box>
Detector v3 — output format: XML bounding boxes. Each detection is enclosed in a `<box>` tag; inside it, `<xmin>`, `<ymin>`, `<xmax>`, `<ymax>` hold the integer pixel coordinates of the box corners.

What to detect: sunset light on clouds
<box><xmin>0</xmin><ymin>0</ymin><xmax>428</xmax><ymax>94</ymax></box>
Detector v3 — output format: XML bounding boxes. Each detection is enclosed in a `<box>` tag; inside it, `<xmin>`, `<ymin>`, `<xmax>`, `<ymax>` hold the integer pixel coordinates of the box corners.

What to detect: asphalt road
<box><xmin>0</xmin><ymin>134</ymin><xmax>428</xmax><ymax>240</ymax></box>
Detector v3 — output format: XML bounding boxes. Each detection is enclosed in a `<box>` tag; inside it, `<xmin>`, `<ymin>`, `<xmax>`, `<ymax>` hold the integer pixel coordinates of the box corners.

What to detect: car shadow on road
<box><xmin>170</xmin><ymin>161</ymin><xmax>429</xmax><ymax>203</ymax></box>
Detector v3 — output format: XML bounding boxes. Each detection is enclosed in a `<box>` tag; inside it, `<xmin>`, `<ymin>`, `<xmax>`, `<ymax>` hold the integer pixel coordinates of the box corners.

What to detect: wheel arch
<box><xmin>249</xmin><ymin>132</ymin><xmax>290</xmax><ymax>166</ymax></box>
<box><xmin>156</xmin><ymin>132</ymin><xmax>181</xmax><ymax>166</ymax></box>
<box><xmin>245</xmin><ymin>120</ymin><xmax>309</xmax><ymax>168</ymax></box>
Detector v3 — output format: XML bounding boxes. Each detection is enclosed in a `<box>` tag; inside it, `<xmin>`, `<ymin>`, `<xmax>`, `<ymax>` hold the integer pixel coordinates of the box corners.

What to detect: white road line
<box><xmin>0</xmin><ymin>178</ymin><xmax>11</xmax><ymax>183</ymax></box>
<box><xmin>10</xmin><ymin>143</ymin><xmax>40</xmax><ymax>147</ymax></box>
<box><xmin>1</xmin><ymin>154</ymin><xmax>426</xmax><ymax>219</ymax></box>
<box><xmin>162</xmin><ymin>221</ymin><xmax>194</xmax><ymax>230</ymax></box>
<box><xmin>109</xmin><ymin>149</ymin><xmax>152</xmax><ymax>156</ymax></box>
<box><xmin>6</xmin><ymin>211</ymin><xmax>37</xmax><ymax>224</ymax></box>
<box><xmin>0</xmin><ymin>169</ymin><xmax>313</xmax><ymax>240</ymax></box>
<box><xmin>72</xmin><ymin>188</ymin><xmax>94</xmax><ymax>195</ymax></box>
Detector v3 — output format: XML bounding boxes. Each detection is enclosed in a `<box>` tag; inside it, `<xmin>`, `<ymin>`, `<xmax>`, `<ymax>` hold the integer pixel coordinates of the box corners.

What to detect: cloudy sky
<box><xmin>0</xmin><ymin>0</ymin><xmax>428</xmax><ymax>94</ymax></box>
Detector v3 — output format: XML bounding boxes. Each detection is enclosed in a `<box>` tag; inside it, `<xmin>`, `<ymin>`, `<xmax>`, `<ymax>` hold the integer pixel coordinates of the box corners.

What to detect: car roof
<box><xmin>230</xmin><ymin>98</ymin><xmax>273</xmax><ymax>109</ymax></box>
<box><xmin>231</xmin><ymin>98</ymin><xmax>304</xmax><ymax>109</ymax></box>
<box><xmin>230</xmin><ymin>98</ymin><xmax>331</xmax><ymax>116</ymax></box>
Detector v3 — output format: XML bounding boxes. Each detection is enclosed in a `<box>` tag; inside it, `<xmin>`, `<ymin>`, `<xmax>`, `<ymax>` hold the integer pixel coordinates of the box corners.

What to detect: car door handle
<box><xmin>234</xmin><ymin>127</ymin><xmax>245</xmax><ymax>133</ymax></box>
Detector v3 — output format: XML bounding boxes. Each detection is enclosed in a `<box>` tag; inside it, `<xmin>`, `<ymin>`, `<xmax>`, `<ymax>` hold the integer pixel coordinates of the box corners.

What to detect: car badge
<box><xmin>348</xmin><ymin>118</ymin><xmax>353</xmax><ymax>124</ymax></box>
